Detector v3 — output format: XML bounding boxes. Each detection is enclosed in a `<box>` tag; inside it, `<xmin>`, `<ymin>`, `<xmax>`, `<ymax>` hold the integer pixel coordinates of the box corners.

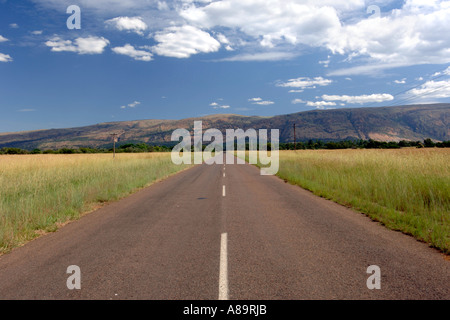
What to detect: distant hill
<box><xmin>0</xmin><ymin>103</ymin><xmax>448</xmax><ymax>150</ymax></box>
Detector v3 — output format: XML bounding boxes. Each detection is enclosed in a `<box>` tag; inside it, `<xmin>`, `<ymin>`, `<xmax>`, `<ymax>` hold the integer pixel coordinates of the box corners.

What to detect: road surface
<box><xmin>0</xmin><ymin>153</ymin><xmax>448</xmax><ymax>300</ymax></box>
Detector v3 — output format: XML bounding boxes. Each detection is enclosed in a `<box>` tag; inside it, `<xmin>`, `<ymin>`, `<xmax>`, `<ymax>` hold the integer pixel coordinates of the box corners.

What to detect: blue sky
<box><xmin>0</xmin><ymin>0</ymin><xmax>449</xmax><ymax>133</ymax></box>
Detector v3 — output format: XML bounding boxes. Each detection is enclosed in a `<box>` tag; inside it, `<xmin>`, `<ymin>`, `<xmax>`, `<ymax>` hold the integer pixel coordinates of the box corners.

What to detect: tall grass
<box><xmin>0</xmin><ymin>153</ymin><xmax>191</xmax><ymax>254</ymax></box>
<box><xmin>270</xmin><ymin>149</ymin><xmax>449</xmax><ymax>254</ymax></box>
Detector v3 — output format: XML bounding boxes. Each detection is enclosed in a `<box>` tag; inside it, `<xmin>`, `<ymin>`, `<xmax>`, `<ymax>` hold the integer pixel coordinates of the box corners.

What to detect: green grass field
<box><xmin>0</xmin><ymin>153</ymin><xmax>191</xmax><ymax>254</ymax></box>
<box><xmin>257</xmin><ymin>149</ymin><xmax>449</xmax><ymax>254</ymax></box>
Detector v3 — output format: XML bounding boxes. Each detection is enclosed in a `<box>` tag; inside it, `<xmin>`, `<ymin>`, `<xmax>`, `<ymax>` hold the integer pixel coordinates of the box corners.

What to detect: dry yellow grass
<box><xmin>273</xmin><ymin>148</ymin><xmax>450</xmax><ymax>253</ymax></box>
<box><xmin>0</xmin><ymin>153</ymin><xmax>191</xmax><ymax>254</ymax></box>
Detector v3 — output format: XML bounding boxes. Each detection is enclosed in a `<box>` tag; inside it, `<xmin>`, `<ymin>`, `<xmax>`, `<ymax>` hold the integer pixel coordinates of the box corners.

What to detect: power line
<box><xmin>388</xmin><ymin>81</ymin><xmax>450</xmax><ymax>107</ymax></box>
<box><xmin>363</xmin><ymin>66</ymin><xmax>449</xmax><ymax>109</ymax></box>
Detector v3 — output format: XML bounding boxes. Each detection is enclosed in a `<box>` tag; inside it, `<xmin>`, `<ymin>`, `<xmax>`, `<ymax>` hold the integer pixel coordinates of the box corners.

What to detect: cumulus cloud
<box><xmin>121</xmin><ymin>101</ymin><xmax>141</xmax><ymax>109</ymax></box>
<box><xmin>210</xmin><ymin>101</ymin><xmax>230</xmax><ymax>109</ymax></box>
<box><xmin>306</xmin><ymin>101</ymin><xmax>337</xmax><ymax>107</ymax></box>
<box><xmin>177</xmin><ymin>0</ymin><xmax>450</xmax><ymax>70</ymax></box>
<box><xmin>0</xmin><ymin>53</ymin><xmax>13</xmax><ymax>62</ymax></box>
<box><xmin>45</xmin><ymin>36</ymin><xmax>110</xmax><ymax>54</ymax></box>
<box><xmin>112</xmin><ymin>44</ymin><xmax>153</xmax><ymax>61</ymax></box>
<box><xmin>394</xmin><ymin>78</ymin><xmax>406</xmax><ymax>84</ymax></box>
<box><xmin>326</xmin><ymin>1</ymin><xmax>450</xmax><ymax>72</ymax></box>
<box><xmin>291</xmin><ymin>98</ymin><xmax>305</xmax><ymax>104</ymax></box>
<box><xmin>212</xmin><ymin>104</ymin><xmax>230</xmax><ymax>109</ymax></box>
<box><xmin>152</xmin><ymin>25</ymin><xmax>220</xmax><ymax>58</ymax></box>
<box><xmin>105</xmin><ymin>16</ymin><xmax>148</xmax><ymax>35</ymax></box>
<box><xmin>322</xmin><ymin>93</ymin><xmax>394</xmax><ymax>104</ymax></box>
<box><xmin>248</xmin><ymin>97</ymin><xmax>274</xmax><ymax>105</ymax></box>
<box><xmin>179</xmin><ymin>0</ymin><xmax>344</xmax><ymax>49</ymax></box>
<box><xmin>277</xmin><ymin>77</ymin><xmax>333</xmax><ymax>89</ymax></box>
<box><xmin>31</xmin><ymin>0</ymin><xmax>450</xmax><ymax>71</ymax></box>
<box><xmin>0</xmin><ymin>35</ymin><xmax>9</xmax><ymax>42</ymax></box>
<box><xmin>256</xmin><ymin>101</ymin><xmax>275</xmax><ymax>105</ymax></box>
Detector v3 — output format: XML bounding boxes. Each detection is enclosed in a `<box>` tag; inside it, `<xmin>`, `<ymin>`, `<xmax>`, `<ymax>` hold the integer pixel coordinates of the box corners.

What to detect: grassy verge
<box><xmin>249</xmin><ymin>149</ymin><xmax>449</xmax><ymax>254</ymax></box>
<box><xmin>0</xmin><ymin>153</ymin><xmax>191</xmax><ymax>254</ymax></box>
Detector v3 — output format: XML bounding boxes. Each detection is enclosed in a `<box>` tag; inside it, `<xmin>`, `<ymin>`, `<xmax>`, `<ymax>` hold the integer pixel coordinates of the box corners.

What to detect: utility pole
<box><xmin>110</xmin><ymin>133</ymin><xmax>118</xmax><ymax>159</ymax></box>
<box><xmin>293</xmin><ymin>123</ymin><xmax>296</xmax><ymax>150</ymax></box>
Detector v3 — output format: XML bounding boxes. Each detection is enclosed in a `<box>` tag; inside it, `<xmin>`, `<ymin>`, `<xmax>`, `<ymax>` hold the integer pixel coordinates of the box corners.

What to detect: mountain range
<box><xmin>0</xmin><ymin>103</ymin><xmax>448</xmax><ymax>150</ymax></box>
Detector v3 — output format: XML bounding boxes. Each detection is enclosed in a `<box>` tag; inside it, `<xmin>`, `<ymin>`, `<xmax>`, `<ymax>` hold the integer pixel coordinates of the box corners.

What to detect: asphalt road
<box><xmin>0</xmin><ymin>153</ymin><xmax>448</xmax><ymax>300</ymax></box>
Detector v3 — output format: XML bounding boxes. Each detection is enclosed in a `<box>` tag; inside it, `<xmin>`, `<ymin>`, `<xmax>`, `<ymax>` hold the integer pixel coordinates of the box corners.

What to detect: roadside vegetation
<box><xmin>1</xmin><ymin>138</ymin><xmax>448</xmax><ymax>155</ymax></box>
<box><xmin>0</xmin><ymin>153</ymin><xmax>191</xmax><ymax>254</ymax></box>
<box><xmin>256</xmin><ymin>148</ymin><xmax>449</xmax><ymax>254</ymax></box>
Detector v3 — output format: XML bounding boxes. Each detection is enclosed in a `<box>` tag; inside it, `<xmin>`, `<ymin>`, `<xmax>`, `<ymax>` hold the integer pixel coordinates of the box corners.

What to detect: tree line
<box><xmin>0</xmin><ymin>143</ymin><xmax>172</xmax><ymax>155</ymax></box>
<box><xmin>278</xmin><ymin>138</ymin><xmax>450</xmax><ymax>150</ymax></box>
<box><xmin>0</xmin><ymin>138</ymin><xmax>448</xmax><ymax>155</ymax></box>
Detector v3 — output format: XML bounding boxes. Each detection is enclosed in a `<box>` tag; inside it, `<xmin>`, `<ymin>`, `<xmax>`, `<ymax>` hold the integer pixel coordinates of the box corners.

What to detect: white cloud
<box><xmin>0</xmin><ymin>53</ymin><xmax>13</xmax><ymax>62</ymax></box>
<box><xmin>291</xmin><ymin>98</ymin><xmax>305</xmax><ymax>104</ymax></box>
<box><xmin>45</xmin><ymin>36</ymin><xmax>110</xmax><ymax>54</ymax></box>
<box><xmin>129</xmin><ymin>101</ymin><xmax>140</xmax><ymax>107</ymax></box>
<box><xmin>216</xmin><ymin>33</ymin><xmax>229</xmax><ymax>44</ymax></box>
<box><xmin>219</xmin><ymin>51</ymin><xmax>297</xmax><ymax>62</ymax></box>
<box><xmin>31</xmin><ymin>30</ymin><xmax>43</xmax><ymax>35</ymax></box>
<box><xmin>30</xmin><ymin>0</ymin><xmax>450</xmax><ymax>70</ymax></box>
<box><xmin>248</xmin><ymin>97</ymin><xmax>274</xmax><ymax>105</ymax></box>
<box><xmin>277</xmin><ymin>77</ymin><xmax>333</xmax><ymax>89</ymax></box>
<box><xmin>394</xmin><ymin>78</ymin><xmax>406</xmax><ymax>84</ymax></box>
<box><xmin>405</xmin><ymin>79</ymin><xmax>450</xmax><ymax>99</ymax></box>
<box><xmin>432</xmin><ymin>66</ymin><xmax>450</xmax><ymax>77</ymax></box>
<box><xmin>112</xmin><ymin>44</ymin><xmax>153</xmax><ymax>61</ymax></box>
<box><xmin>9</xmin><ymin>23</ymin><xmax>19</xmax><ymax>28</ymax></box>
<box><xmin>179</xmin><ymin>0</ymin><xmax>345</xmax><ymax>49</ymax></box>
<box><xmin>327</xmin><ymin>62</ymin><xmax>405</xmax><ymax>76</ymax></box>
<box><xmin>326</xmin><ymin>1</ymin><xmax>450</xmax><ymax>72</ymax></box>
<box><xmin>0</xmin><ymin>35</ymin><xmax>9</xmax><ymax>42</ymax></box>
<box><xmin>152</xmin><ymin>25</ymin><xmax>220</xmax><ymax>58</ymax></box>
<box><xmin>306</xmin><ymin>101</ymin><xmax>337</xmax><ymax>107</ymax></box>
<box><xmin>76</xmin><ymin>37</ymin><xmax>110</xmax><ymax>54</ymax></box>
<box><xmin>215</xmin><ymin>33</ymin><xmax>234</xmax><ymax>51</ymax></box>
<box><xmin>121</xmin><ymin>101</ymin><xmax>141</xmax><ymax>109</ymax></box>
<box><xmin>255</xmin><ymin>101</ymin><xmax>274</xmax><ymax>105</ymax></box>
<box><xmin>105</xmin><ymin>16</ymin><xmax>148</xmax><ymax>35</ymax></box>
<box><xmin>157</xmin><ymin>1</ymin><xmax>169</xmax><ymax>11</ymax></box>
<box><xmin>210</xmin><ymin>100</ymin><xmax>230</xmax><ymax>109</ymax></box>
<box><xmin>213</xmin><ymin>104</ymin><xmax>230</xmax><ymax>109</ymax></box>
<box><xmin>45</xmin><ymin>37</ymin><xmax>76</xmax><ymax>52</ymax></box>
<box><xmin>32</xmin><ymin>0</ymin><xmax>151</xmax><ymax>13</ymax></box>
<box><xmin>319</xmin><ymin>56</ymin><xmax>331</xmax><ymax>68</ymax></box>
<box><xmin>322</xmin><ymin>93</ymin><xmax>394</xmax><ymax>104</ymax></box>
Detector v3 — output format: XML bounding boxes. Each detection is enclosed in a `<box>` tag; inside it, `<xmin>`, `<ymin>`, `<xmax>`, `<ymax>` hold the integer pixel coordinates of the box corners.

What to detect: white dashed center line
<box><xmin>219</xmin><ymin>232</ymin><xmax>228</xmax><ymax>300</ymax></box>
